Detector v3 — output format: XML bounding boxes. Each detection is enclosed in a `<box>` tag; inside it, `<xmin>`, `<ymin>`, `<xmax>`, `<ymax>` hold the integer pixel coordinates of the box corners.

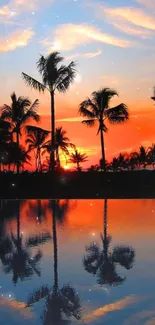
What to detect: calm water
<box><xmin>0</xmin><ymin>199</ymin><xmax>155</xmax><ymax>325</ymax></box>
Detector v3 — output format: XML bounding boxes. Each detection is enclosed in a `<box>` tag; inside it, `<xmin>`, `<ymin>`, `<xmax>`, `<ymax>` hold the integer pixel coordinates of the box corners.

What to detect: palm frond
<box><xmin>26</xmin><ymin>285</ymin><xmax>50</xmax><ymax>307</ymax></box>
<box><xmin>1</xmin><ymin>105</ymin><xmax>12</xmax><ymax>120</ymax></box>
<box><xmin>55</xmin><ymin>61</ymin><xmax>77</xmax><ymax>92</ymax></box>
<box><xmin>79</xmin><ymin>99</ymin><xmax>97</xmax><ymax>117</ymax></box>
<box><xmin>20</xmin><ymin>99</ymin><xmax>40</xmax><ymax>125</ymax></box>
<box><xmin>22</xmin><ymin>72</ymin><xmax>46</xmax><ymax>92</ymax></box>
<box><xmin>82</xmin><ymin>119</ymin><xmax>96</xmax><ymax>127</ymax></box>
<box><xmin>37</xmin><ymin>55</ymin><xmax>46</xmax><ymax>74</ymax></box>
<box><xmin>106</xmin><ymin>103</ymin><xmax>129</xmax><ymax>124</ymax></box>
<box><xmin>92</xmin><ymin>88</ymin><xmax>118</xmax><ymax>110</ymax></box>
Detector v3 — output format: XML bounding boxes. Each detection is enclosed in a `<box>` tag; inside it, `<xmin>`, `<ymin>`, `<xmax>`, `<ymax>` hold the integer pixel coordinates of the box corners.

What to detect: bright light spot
<box><xmin>90</xmin><ymin>203</ymin><xmax>93</xmax><ymax>206</ymax></box>
<box><xmin>63</xmin><ymin>165</ymin><xmax>69</xmax><ymax>170</ymax></box>
<box><xmin>8</xmin><ymin>294</ymin><xmax>12</xmax><ymax>298</ymax></box>
<box><xmin>152</xmin><ymin>210</ymin><xmax>154</xmax><ymax>212</ymax></box>
<box><xmin>92</xmin><ymin>232</ymin><xmax>96</xmax><ymax>236</ymax></box>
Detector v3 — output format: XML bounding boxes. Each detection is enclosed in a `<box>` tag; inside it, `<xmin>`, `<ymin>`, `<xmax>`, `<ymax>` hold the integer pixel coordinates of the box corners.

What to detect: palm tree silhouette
<box><xmin>69</xmin><ymin>149</ymin><xmax>88</xmax><ymax>171</ymax></box>
<box><xmin>22</xmin><ymin>52</ymin><xmax>77</xmax><ymax>171</ymax></box>
<box><xmin>26</xmin><ymin>199</ymin><xmax>82</xmax><ymax>324</ymax></box>
<box><xmin>83</xmin><ymin>199</ymin><xmax>135</xmax><ymax>286</ymax></box>
<box><xmin>1</xmin><ymin>92</ymin><xmax>40</xmax><ymax>173</ymax></box>
<box><xmin>148</xmin><ymin>144</ymin><xmax>155</xmax><ymax>169</ymax></box>
<box><xmin>79</xmin><ymin>88</ymin><xmax>129</xmax><ymax>171</ymax></box>
<box><xmin>43</xmin><ymin>127</ymin><xmax>75</xmax><ymax>168</ymax></box>
<box><xmin>0</xmin><ymin>119</ymin><xmax>12</xmax><ymax>171</ymax></box>
<box><xmin>25</xmin><ymin>125</ymin><xmax>50</xmax><ymax>172</ymax></box>
<box><xmin>6</xmin><ymin>142</ymin><xmax>31</xmax><ymax>172</ymax></box>
<box><xmin>0</xmin><ymin>200</ymin><xmax>51</xmax><ymax>285</ymax></box>
<box><xmin>139</xmin><ymin>146</ymin><xmax>148</xmax><ymax>169</ymax></box>
<box><xmin>151</xmin><ymin>86</ymin><xmax>155</xmax><ymax>102</ymax></box>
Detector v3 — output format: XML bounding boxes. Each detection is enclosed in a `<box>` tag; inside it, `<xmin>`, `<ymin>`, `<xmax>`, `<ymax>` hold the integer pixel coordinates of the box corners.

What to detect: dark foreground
<box><xmin>0</xmin><ymin>170</ymin><xmax>155</xmax><ymax>199</ymax></box>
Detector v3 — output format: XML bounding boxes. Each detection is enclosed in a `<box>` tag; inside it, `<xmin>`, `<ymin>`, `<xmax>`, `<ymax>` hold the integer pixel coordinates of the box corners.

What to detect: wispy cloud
<box><xmin>84</xmin><ymin>295</ymin><xmax>140</xmax><ymax>323</ymax></box>
<box><xmin>0</xmin><ymin>28</ymin><xmax>34</xmax><ymax>53</ymax></box>
<box><xmin>136</xmin><ymin>0</ymin><xmax>155</xmax><ymax>9</ymax></box>
<box><xmin>0</xmin><ymin>0</ymin><xmax>53</xmax><ymax>18</ymax></box>
<box><xmin>56</xmin><ymin>117</ymin><xmax>84</xmax><ymax>123</ymax></box>
<box><xmin>104</xmin><ymin>6</ymin><xmax>155</xmax><ymax>31</ymax></box>
<box><xmin>65</xmin><ymin>49</ymin><xmax>102</xmax><ymax>60</ymax></box>
<box><xmin>124</xmin><ymin>305</ymin><xmax>155</xmax><ymax>325</ymax></box>
<box><xmin>41</xmin><ymin>24</ymin><xmax>134</xmax><ymax>52</ymax></box>
<box><xmin>111</xmin><ymin>22</ymin><xmax>153</xmax><ymax>39</ymax></box>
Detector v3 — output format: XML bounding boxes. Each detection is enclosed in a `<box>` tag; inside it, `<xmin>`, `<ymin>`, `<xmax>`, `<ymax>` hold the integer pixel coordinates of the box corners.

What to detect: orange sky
<box><xmin>0</xmin><ymin>0</ymin><xmax>155</xmax><ymax>168</ymax></box>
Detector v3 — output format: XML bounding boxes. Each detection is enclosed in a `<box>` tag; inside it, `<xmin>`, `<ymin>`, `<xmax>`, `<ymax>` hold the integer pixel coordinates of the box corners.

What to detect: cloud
<box><xmin>136</xmin><ymin>0</ymin><xmax>155</xmax><ymax>9</ymax></box>
<box><xmin>41</xmin><ymin>24</ymin><xmax>134</xmax><ymax>52</ymax></box>
<box><xmin>123</xmin><ymin>306</ymin><xmax>155</xmax><ymax>325</ymax></box>
<box><xmin>56</xmin><ymin>117</ymin><xmax>84</xmax><ymax>122</ymax></box>
<box><xmin>0</xmin><ymin>28</ymin><xmax>34</xmax><ymax>53</ymax></box>
<box><xmin>84</xmin><ymin>295</ymin><xmax>140</xmax><ymax>323</ymax></box>
<box><xmin>65</xmin><ymin>49</ymin><xmax>102</xmax><ymax>60</ymax></box>
<box><xmin>111</xmin><ymin>22</ymin><xmax>153</xmax><ymax>39</ymax></box>
<box><xmin>0</xmin><ymin>0</ymin><xmax>53</xmax><ymax>18</ymax></box>
<box><xmin>104</xmin><ymin>6</ymin><xmax>155</xmax><ymax>31</ymax></box>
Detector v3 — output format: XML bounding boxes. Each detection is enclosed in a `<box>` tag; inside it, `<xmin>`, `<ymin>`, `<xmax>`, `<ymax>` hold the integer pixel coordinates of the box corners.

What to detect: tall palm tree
<box><xmin>1</xmin><ymin>92</ymin><xmax>40</xmax><ymax>173</ymax></box>
<box><xmin>0</xmin><ymin>200</ymin><xmax>51</xmax><ymax>285</ymax></box>
<box><xmin>43</xmin><ymin>127</ymin><xmax>75</xmax><ymax>168</ymax></box>
<box><xmin>69</xmin><ymin>149</ymin><xmax>88</xmax><ymax>171</ymax></box>
<box><xmin>25</xmin><ymin>125</ymin><xmax>50</xmax><ymax>172</ymax></box>
<box><xmin>22</xmin><ymin>52</ymin><xmax>77</xmax><ymax>171</ymax></box>
<box><xmin>79</xmin><ymin>88</ymin><xmax>129</xmax><ymax>171</ymax></box>
<box><xmin>26</xmin><ymin>199</ymin><xmax>82</xmax><ymax>324</ymax></box>
<box><xmin>0</xmin><ymin>119</ymin><xmax>12</xmax><ymax>171</ymax></box>
<box><xmin>83</xmin><ymin>199</ymin><xmax>135</xmax><ymax>286</ymax></box>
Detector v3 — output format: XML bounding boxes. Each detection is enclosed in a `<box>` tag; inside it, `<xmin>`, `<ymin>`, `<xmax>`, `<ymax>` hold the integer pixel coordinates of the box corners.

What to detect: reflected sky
<box><xmin>0</xmin><ymin>199</ymin><xmax>155</xmax><ymax>325</ymax></box>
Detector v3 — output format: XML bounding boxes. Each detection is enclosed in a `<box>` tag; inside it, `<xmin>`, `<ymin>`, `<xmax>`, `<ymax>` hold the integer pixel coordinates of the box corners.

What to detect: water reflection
<box><xmin>26</xmin><ymin>200</ymin><xmax>82</xmax><ymax>325</ymax></box>
<box><xmin>0</xmin><ymin>198</ymin><xmax>155</xmax><ymax>325</ymax></box>
<box><xmin>0</xmin><ymin>200</ymin><xmax>51</xmax><ymax>284</ymax></box>
<box><xmin>83</xmin><ymin>199</ymin><xmax>135</xmax><ymax>286</ymax></box>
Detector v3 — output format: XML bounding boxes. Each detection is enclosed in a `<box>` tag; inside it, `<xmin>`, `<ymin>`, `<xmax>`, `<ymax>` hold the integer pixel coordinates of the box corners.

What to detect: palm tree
<box><xmin>129</xmin><ymin>151</ymin><xmax>139</xmax><ymax>170</ymax></box>
<box><xmin>69</xmin><ymin>149</ymin><xmax>88</xmax><ymax>171</ymax></box>
<box><xmin>6</xmin><ymin>142</ymin><xmax>31</xmax><ymax>172</ymax></box>
<box><xmin>22</xmin><ymin>52</ymin><xmax>77</xmax><ymax>171</ymax></box>
<box><xmin>0</xmin><ymin>200</ymin><xmax>51</xmax><ymax>285</ymax></box>
<box><xmin>139</xmin><ymin>146</ymin><xmax>148</xmax><ymax>169</ymax></box>
<box><xmin>25</xmin><ymin>125</ymin><xmax>50</xmax><ymax>172</ymax></box>
<box><xmin>83</xmin><ymin>199</ymin><xmax>135</xmax><ymax>286</ymax></box>
<box><xmin>148</xmin><ymin>144</ymin><xmax>155</xmax><ymax>169</ymax></box>
<box><xmin>0</xmin><ymin>119</ymin><xmax>12</xmax><ymax>171</ymax></box>
<box><xmin>43</xmin><ymin>127</ymin><xmax>75</xmax><ymax>168</ymax></box>
<box><xmin>79</xmin><ymin>88</ymin><xmax>129</xmax><ymax>171</ymax></box>
<box><xmin>1</xmin><ymin>92</ymin><xmax>40</xmax><ymax>173</ymax></box>
<box><xmin>25</xmin><ymin>199</ymin><xmax>82</xmax><ymax>324</ymax></box>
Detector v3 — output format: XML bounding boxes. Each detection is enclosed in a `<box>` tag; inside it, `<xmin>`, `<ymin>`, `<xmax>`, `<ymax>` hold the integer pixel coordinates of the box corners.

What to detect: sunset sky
<box><xmin>0</xmin><ymin>0</ymin><xmax>155</xmax><ymax>167</ymax></box>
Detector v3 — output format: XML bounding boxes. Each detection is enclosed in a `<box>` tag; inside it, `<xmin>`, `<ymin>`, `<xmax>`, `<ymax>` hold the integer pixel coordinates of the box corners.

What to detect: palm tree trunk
<box><xmin>16</xmin><ymin>131</ymin><xmax>20</xmax><ymax>174</ymax></box>
<box><xmin>52</xmin><ymin>201</ymin><xmax>58</xmax><ymax>295</ymax></box>
<box><xmin>56</xmin><ymin>148</ymin><xmax>60</xmax><ymax>167</ymax></box>
<box><xmin>17</xmin><ymin>201</ymin><xmax>20</xmax><ymax>241</ymax></box>
<box><xmin>100</xmin><ymin>129</ymin><xmax>106</xmax><ymax>171</ymax></box>
<box><xmin>103</xmin><ymin>199</ymin><xmax>108</xmax><ymax>261</ymax></box>
<box><xmin>38</xmin><ymin>148</ymin><xmax>42</xmax><ymax>172</ymax></box>
<box><xmin>50</xmin><ymin>91</ymin><xmax>55</xmax><ymax>172</ymax></box>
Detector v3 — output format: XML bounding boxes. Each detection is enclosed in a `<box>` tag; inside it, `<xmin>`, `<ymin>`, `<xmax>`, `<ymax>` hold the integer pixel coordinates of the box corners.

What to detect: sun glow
<box><xmin>63</xmin><ymin>165</ymin><xmax>70</xmax><ymax>170</ymax></box>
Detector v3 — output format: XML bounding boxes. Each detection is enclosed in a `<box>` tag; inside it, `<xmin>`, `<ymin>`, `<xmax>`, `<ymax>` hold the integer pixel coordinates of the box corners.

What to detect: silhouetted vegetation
<box><xmin>83</xmin><ymin>199</ymin><xmax>135</xmax><ymax>286</ymax></box>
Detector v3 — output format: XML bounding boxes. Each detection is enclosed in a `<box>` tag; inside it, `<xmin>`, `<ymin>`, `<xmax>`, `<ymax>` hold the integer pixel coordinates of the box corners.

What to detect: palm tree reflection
<box><xmin>83</xmin><ymin>199</ymin><xmax>135</xmax><ymax>286</ymax></box>
<box><xmin>0</xmin><ymin>200</ymin><xmax>51</xmax><ymax>285</ymax></box>
<box><xmin>26</xmin><ymin>199</ymin><xmax>82</xmax><ymax>325</ymax></box>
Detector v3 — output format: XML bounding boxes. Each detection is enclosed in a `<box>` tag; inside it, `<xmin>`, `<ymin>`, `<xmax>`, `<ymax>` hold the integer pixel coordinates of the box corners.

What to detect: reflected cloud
<box><xmin>0</xmin><ymin>296</ymin><xmax>34</xmax><ymax>319</ymax></box>
<box><xmin>123</xmin><ymin>306</ymin><xmax>155</xmax><ymax>325</ymax></box>
<box><xmin>84</xmin><ymin>295</ymin><xmax>140</xmax><ymax>323</ymax></box>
